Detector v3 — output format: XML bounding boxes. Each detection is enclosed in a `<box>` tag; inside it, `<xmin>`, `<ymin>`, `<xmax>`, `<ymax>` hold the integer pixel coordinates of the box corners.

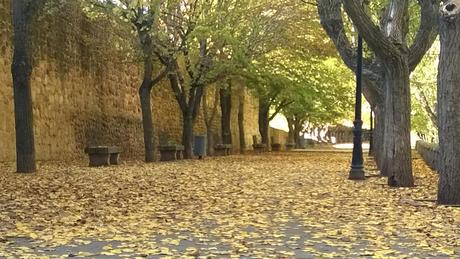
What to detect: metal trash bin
<box><xmin>193</xmin><ymin>135</ymin><xmax>207</xmax><ymax>159</ymax></box>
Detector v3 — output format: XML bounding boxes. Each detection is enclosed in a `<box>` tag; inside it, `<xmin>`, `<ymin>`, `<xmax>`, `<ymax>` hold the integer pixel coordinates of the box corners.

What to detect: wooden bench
<box><xmin>84</xmin><ymin>146</ymin><xmax>121</xmax><ymax>167</ymax></box>
<box><xmin>214</xmin><ymin>144</ymin><xmax>232</xmax><ymax>156</ymax></box>
<box><xmin>159</xmin><ymin>145</ymin><xmax>185</xmax><ymax>161</ymax></box>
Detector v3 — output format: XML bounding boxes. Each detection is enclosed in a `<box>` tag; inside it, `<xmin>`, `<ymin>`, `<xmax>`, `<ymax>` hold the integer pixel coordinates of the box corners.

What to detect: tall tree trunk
<box><xmin>184</xmin><ymin>85</ymin><xmax>204</xmax><ymax>159</ymax></box>
<box><xmin>137</xmin><ymin>29</ymin><xmax>156</xmax><ymax>163</ymax></box>
<box><xmin>381</xmin><ymin>61</ymin><xmax>414</xmax><ymax>187</ymax></box>
<box><xmin>182</xmin><ymin>111</ymin><xmax>194</xmax><ymax>159</ymax></box>
<box><xmin>294</xmin><ymin>121</ymin><xmax>303</xmax><ymax>148</ymax></box>
<box><xmin>206</xmin><ymin>127</ymin><xmax>214</xmax><ymax>156</ymax></box>
<box><xmin>166</xmin><ymin>71</ymin><xmax>202</xmax><ymax>160</ymax></box>
<box><xmin>139</xmin><ymin>85</ymin><xmax>155</xmax><ymax>162</ymax></box>
<box><xmin>203</xmin><ymin>87</ymin><xmax>219</xmax><ymax>156</ymax></box>
<box><xmin>287</xmin><ymin>118</ymin><xmax>295</xmax><ymax>143</ymax></box>
<box><xmin>220</xmin><ymin>84</ymin><xmax>232</xmax><ymax>145</ymax></box>
<box><xmin>258</xmin><ymin>100</ymin><xmax>270</xmax><ymax>146</ymax></box>
<box><xmin>238</xmin><ymin>91</ymin><xmax>246</xmax><ymax>153</ymax></box>
<box><xmin>437</xmin><ymin>2</ymin><xmax>460</xmax><ymax>204</ymax></box>
<box><xmin>12</xmin><ymin>0</ymin><xmax>36</xmax><ymax>173</ymax></box>
<box><xmin>373</xmin><ymin>105</ymin><xmax>385</xmax><ymax>170</ymax></box>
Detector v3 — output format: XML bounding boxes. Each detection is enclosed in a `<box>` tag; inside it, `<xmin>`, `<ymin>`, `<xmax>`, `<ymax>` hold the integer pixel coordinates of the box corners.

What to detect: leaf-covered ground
<box><xmin>0</xmin><ymin>152</ymin><xmax>459</xmax><ymax>258</ymax></box>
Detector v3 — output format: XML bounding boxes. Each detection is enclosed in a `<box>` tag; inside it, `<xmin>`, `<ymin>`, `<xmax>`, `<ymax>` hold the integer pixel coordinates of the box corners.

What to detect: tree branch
<box><xmin>316</xmin><ymin>0</ymin><xmax>380</xmax><ymax>82</ymax></box>
<box><xmin>408</xmin><ymin>0</ymin><xmax>440</xmax><ymax>72</ymax></box>
<box><xmin>270</xmin><ymin>100</ymin><xmax>294</xmax><ymax>121</ymax></box>
<box><xmin>167</xmin><ymin>72</ymin><xmax>187</xmax><ymax>111</ymax></box>
<box><xmin>380</xmin><ymin>0</ymin><xmax>409</xmax><ymax>44</ymax></box>
<box><xmin>342</xmin><ymin>0</ymin><xmax>400</xmax><ymax>59</ymax></box>
<box><xmin>148</xmin><ymin>68</ymin><xmax>168</xmax><ymax>91</ymax></box>
<box><xmin>414</xmin><ymin>85</ymin><xmax>438</xmax><ymax>128</ymax></box>
<box><xmin>191</xmin><ymin>84</ymin><xmax>204</xmax><ymax>121</ymax></box>
<box><xmin>316</xmin><ymin>0</ymin><xmax>384</xmax><ymax>106</ymax></box>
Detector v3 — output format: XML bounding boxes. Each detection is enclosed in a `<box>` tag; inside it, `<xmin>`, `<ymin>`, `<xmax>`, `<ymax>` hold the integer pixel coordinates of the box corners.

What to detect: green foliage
<box><xmin>83</xmin><ymin>0</ymin><xmax>161</xmax><ymax>29</ymax></box>
<box><xmin>80</xmin><ymin>0</ymin><xmax>356</xmax><ymax>130</ymax></box>
<box><xmin>410</xmin><ymin>40</ymin><xmax>438</xmax><ymax>141</ymax></box>
<box><xmin>282</xmin><ymin>57</ymin><xmax>355</xmax><ymax>127</ymax></box>
<box><xmin>236</xmin><ymin>1</ymin><xmax>354</xmax><ymax>128</ymax></box>
<box><xmin>80</xmin><ymin>0</ymin><xmax>157</xmax><ymax>62</ymax></box>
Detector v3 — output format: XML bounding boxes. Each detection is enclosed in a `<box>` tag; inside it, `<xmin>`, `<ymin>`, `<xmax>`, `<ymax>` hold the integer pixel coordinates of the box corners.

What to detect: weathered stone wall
<box><xmin>415</xmin><ymin>141</ymin><xmax>439</xmax><ymax>171</ymax></box>
<box><xmin>0</xmin><ymin>0</ymin><xmax>16</xmax><ymax>161</ymax></box>
<box><xmin>270</xmin><ymin>128</ymin><xmax>289</xmax><ymax>149</ymax></box>
<box><xmin>230</xmin><ymin>86</ymin><xmax>260</xmax><ymax>152</ymax></box>
<box><xmin>1</xmin><ymin>0</ymin><xmax>147</xmax><ymax>161</ymax></box>
<box><xmin>0</xmin><ymin>0</ymin><xmax>260</xmax><ymax>161</ymax></box>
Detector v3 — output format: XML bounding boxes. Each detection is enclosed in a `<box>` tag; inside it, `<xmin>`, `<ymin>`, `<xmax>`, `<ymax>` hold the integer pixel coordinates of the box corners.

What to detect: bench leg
<box><xmin>89</xmin><ymin>154</ymin><xmax>110</xmax><ymax>167</ymax></box>
<box><xmin>176</xmin><ymin>150</ymin><xmax>183</xmax><ymax>160</ymax></box>
<box><xmin>110</xmin><ymin>153</ymin><xmax>120</xmax><ymax>165</ymax></box>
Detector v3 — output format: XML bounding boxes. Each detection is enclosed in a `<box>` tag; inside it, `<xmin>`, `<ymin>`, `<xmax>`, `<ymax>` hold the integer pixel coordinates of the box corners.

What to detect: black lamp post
<box><xmin>349</xmin><ymin>35</ymin><xmax>366</xmax><ymax>180</ymax></box>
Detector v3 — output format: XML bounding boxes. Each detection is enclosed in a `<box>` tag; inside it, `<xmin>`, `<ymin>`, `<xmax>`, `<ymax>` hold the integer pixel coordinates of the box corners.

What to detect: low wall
<box><xmin>270</xmin><ymin>127</ymin><xmax>289</xmax><ymax>150</ymax></box>
<box><xmin>415</xmin><ymin>141</ymin><xmax>438</xmax><ymax>171</ymax></box>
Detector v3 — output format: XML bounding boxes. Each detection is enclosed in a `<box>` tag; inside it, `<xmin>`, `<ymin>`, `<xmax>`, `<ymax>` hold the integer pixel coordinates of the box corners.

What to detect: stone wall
<box><xmin>415</xmin><ymin>141</ymin><xmax>439</xmax><ymax>171</ymax></box>
<box><xmin>232</xmin><ymin>87</ymin><xmax>260</xmax><ymax>151</ymax></box>
<box><xmin>1</xmin><ymin>0</ymin><xmax>16</xmax><ymax>161</ymax></box>
<box><xmin>270</xmin><ymin>128</ymin><xmax>289</xmax><ymax>149</ymax></box>
<box><xmin>0</xmin><ymin>0</ymin><xmax>260</xmax><ymax>162</ymax></box>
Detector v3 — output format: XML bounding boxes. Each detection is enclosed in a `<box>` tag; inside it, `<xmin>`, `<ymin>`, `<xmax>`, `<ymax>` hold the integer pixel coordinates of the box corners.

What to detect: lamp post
<box><xmin>349</xmin><ymin>35</ymin><xmax>366</xmax><ymax>180</ymax></box>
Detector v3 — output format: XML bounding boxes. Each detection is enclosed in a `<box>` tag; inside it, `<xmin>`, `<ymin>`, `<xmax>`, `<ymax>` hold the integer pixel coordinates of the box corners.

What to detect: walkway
<box><xmin>0</xmin><ymin>152</ymin><xmax>458</xmax><ymax>258</ymax></box>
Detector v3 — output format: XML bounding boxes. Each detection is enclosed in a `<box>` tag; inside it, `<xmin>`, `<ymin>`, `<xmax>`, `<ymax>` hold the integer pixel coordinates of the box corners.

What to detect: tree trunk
<box><xmin>182</xmin><ymin>111</ymin><xmax>194</xmax><ymax>159</ymax></box>
<box><xmin>206</xmin><ymin>127</ymin><xmax>214</xmax><ymax>156</ymax></box>
<box><xmin>287</xmin><ymin>118</ymin><xmax>295</xmax><ymax>143</ymax></box>
<box><xmin>294</xmin><ymin>122</ymin><xmax>302</xmax><ymax>148</ymax></box>
<box><xmin>220</xmin><ymin>85</ymin><xmax>232</xmax><ymax>145</ymax></box>
<box><xmin>258</xmin><ymin>100</ymin><xmax>270</xmax><ymax>146</ymax></box>
<box><xmin>238</xmin><ymin>91</ymin><xmax>246</xmax><ymax>153</ymax></box>
<box><xmin>166</xmin><ymin>72</ymin><xmax>201</xmax><ymax>160</ymax></box>
<box><xmin>259</xmin><ymin>121</ymin><xmax>269</xmax><ymax>146</ymax></box>
<box><xmin>139</xmin><ymin>86</ymin><xmax>155</xmax><ymax>162</ymax></box>
<box><xmin>437</xmin><ymin>4</ymin><xmax>460</xmax><ymax>204</ymax></box>
<box><xmin>11</xmin><ymin>0</ymin><xmax>36</xmax><ymax>173</ymax></box>
<box><xmin>373</xmin><ymin>105</ymin><xmax>385</xmax><ymax>170</ymax></box>
<box><xmin>381</xmin><ymin>60</ymin><xmax>414</xmax><ymax>187</ymax></box>
<box><xmin>136</xmin><ymin>28</ymin><xmax>156</xmax><ymax>163</ymax></box>
<box><xmin>202</xmin><ymin>87</ymin><xmax>219</xmax><ymax>156</ymax></box>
